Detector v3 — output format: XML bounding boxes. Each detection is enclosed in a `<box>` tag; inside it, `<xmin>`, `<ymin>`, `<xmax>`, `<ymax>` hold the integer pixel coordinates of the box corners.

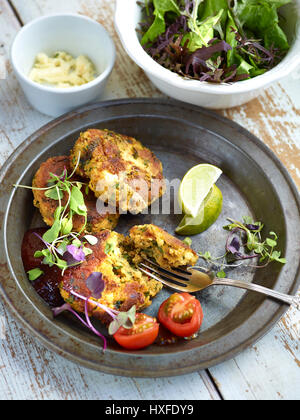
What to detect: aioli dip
<box><xmin>29</xmin><ymin>51</ymin><xmax>97</xmax><ymax>88</ymax></box>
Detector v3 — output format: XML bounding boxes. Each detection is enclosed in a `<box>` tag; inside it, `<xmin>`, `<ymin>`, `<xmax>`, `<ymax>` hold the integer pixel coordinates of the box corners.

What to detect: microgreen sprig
<box><xmin>14</xmin><ymin>153</ymin><xmax>98</xmax><ymax>275</ymax></box>
<box><xmin>224</xmin><ymin>217</ymin><xmax>287</xmax><ymax>266</ymax></box>
<box><xmin>52</xmin><ymin>272</ymin><xmax>137</xmax><ymax>351</ymax></box>
<box><xmin>198</xmin><ymin>216</ymin><xmax>286</xmax><ymax>278</ymax></box>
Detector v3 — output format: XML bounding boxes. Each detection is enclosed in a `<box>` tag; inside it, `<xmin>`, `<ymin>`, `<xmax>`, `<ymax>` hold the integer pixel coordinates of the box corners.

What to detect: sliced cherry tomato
<box><xmin>114</xmin><ymin>313</ymin><xmax>159</xmax><ymax>350</ymax></box>
<box><xmin>158</xmin><ymin>293</ymin><xmax>203</xmax><ymax>338</ymax></box>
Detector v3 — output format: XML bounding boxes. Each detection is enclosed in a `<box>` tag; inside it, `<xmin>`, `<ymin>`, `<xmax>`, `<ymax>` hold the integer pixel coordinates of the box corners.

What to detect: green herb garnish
<box><xmin>27</xmin><ymin>268</ymin><xmax>44</xmax><ymax>281</ymax></box>
<box><xmin>183</xmin><ymin>237</ymin><xmax>193</xmax><ymax>247</ymax></box>
<box><xmin>224</xmin><ymin>217</ymin><xmax>287</xmax><ymax>266</ymax></box>
<box><xmin>15</xmin><ymin>153</ymin><xmax>97</xmax><ymax>275</ymax></box>
<box><xmin>198</xmin><ymin>216</ymin><xmax>286</xmax><ymax>277</ymax></box>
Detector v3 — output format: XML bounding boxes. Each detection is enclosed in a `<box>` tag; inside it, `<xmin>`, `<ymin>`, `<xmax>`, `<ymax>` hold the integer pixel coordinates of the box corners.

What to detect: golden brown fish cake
<box><xmin>70</xmin><ymin>129</ymin><xmax>165</xmax><ymax>214</ymax></box>
<box><xmin>60</xmin><ymin>230</ymin><xmax>163</xmax><ymax>325</ymax></box>
<box><xmin>127</xmin><ymin>224</ymin><xmax>199</xmax><ymax>269</ymax></box>
<box><xmin>70</xmin><ymin>129</ymin><xmax>105</xmax><ymax>178</ymax></box>
<box><xmin>32</xmin><ymin>156</ymin><xmax>119</xmax><ymax>233</ymax></box>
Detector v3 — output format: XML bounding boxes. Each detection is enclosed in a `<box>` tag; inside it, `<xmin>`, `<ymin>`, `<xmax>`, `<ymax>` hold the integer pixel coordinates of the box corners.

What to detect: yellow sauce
<box><xmin>29</xmin><ymin>51</ymin><xmax>97</xmax><ymax>88</ymax></box>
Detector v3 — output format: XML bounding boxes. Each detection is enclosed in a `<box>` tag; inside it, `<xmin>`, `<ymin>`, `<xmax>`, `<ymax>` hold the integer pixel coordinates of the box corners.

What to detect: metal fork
<box><xmin>139</xmin><ymin>259</ymin><xmax>300</xmax><ymax>310</ymax></box>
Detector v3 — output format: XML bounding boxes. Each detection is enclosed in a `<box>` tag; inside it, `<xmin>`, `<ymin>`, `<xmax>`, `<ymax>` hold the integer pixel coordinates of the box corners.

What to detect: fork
<box><xmin>139</xmin><ymin>259</ymin><xmax>300</xmax><ymax>310</ymax></box>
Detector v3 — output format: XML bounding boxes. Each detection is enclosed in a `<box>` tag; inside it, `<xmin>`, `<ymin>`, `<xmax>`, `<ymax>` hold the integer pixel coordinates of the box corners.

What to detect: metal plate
<box><xmin>0</xmin><ymin>98</ymin><xmax>299</xmax><ymax>378</ymax></box>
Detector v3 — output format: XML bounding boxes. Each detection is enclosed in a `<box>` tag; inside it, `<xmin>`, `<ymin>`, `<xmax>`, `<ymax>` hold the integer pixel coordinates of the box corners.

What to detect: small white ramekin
<box><xmin>115</xmin><ymin>0</ymin><xmax>300</xmax><ymax>109</ymax></box>
<box><xmin>11</xmin><ymin>14</ymin><xmax>116</xmax><ymax>117</ymax></box>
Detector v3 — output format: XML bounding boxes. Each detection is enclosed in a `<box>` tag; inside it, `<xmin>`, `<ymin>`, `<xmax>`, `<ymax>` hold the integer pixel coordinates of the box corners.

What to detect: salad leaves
<box><xmin>139</xmin><ymin>0</ymin><xmax>291</xmax><ymax>83</ymax></box>
<box><xmin>234</xmin><ymin>0</ymin><xmax>290</xmax><ymax>50</ymax></box>
<box><xmin>141</xmin><ymin>0</ymin><xmax>181</xmax><ymax>44</ymax></box>
<box><xmin>183</xmin><ymin>9</ymin><xmax>224</xmax><ymax>51</ymax></box>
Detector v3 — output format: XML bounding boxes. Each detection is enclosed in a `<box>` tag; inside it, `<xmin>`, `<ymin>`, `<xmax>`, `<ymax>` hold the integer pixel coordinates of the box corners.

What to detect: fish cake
<box><xmin>60</xmin><ymin>230</ymin><xmax>163</xmax><ymax>324</ymax></box>
<box><xmin>127</xmin><ymin>224</ymin><xmax>199</xmax><ymax>269</ymax></box>
<box><xmin>70</xmin><ymin>129</ymin><xmax>165</xmax><ymax>214</ymax></box>
<box><xmin>32</xmin><ymin>156</ymin><xmax>119</xmax><ymax>233</ymax></box>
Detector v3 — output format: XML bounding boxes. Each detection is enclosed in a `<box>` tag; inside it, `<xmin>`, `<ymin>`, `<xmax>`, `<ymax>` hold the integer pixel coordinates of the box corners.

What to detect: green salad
<box><xmin>138</xmin><ymin>0</ymin><xmax>292</xmax><ymax>83</ymax></box>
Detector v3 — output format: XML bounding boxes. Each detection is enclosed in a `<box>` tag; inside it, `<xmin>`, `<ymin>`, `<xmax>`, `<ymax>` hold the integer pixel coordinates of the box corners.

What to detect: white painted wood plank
<box><xmin>2</xmin><ymin>0</ymin><xmax>299</xmax><ymax>401</ymax></box>
<box><xmin>210</xmin><ymin>306</ymin><xmax>300</xmax><ymax>400</ymax></box>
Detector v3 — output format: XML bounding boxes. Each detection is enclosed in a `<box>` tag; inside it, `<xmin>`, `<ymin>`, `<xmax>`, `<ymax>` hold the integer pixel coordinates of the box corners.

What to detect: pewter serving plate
<box><xmin>0</xmin><ymin>99</ymin><xmax>299</xmax><ymax>377</ymax></box>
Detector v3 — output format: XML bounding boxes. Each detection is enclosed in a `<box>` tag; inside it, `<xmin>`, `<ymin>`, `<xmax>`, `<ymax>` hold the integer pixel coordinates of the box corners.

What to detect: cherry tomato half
<box><xmin>158</xmin><ymin>293</ymin><xmax>203</xmax><ymax>338</ymax></box>
<box><xmin>114</xmin><ymin>313</ymin><xmax>159</xmax><ymax>350</ymax></box>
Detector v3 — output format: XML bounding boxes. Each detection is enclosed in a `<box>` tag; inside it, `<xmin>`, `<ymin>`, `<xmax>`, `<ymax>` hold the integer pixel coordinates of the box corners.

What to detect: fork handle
<box><xmin>213</xmin><ymin>278</ymin><xmax>300</xmax><ymax>309</ymax></box>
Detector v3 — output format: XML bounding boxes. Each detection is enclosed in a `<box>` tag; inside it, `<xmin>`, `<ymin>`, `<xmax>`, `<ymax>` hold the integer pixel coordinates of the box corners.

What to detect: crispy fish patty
<box><xmin>60</xmin><ymin>230</ymin><xmax>163</xmax><ymax>324</ymax></box>
<box><xmin>32</xmin><ymin>156</ymin><xmax>119</xmax><ymax>233</ymax></box>
<box><xmin>127</xmin><ymin>224</ymin><xmax>199</xmax><ymax>269</ymax></box>
<box><xmin>70</xmin><ymin>129</ymin><xmax>165</xmax><ymax>214</ymax></box>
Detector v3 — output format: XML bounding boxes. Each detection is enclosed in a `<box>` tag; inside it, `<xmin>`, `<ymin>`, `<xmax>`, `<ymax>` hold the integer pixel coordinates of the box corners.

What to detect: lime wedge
<box><xmin>178</xmin><ymin>164</ymin><xmax>222</xmax><ymax>218</ymax></box>
<box><xmin>176</xmin><ymin>185</ymin><xmax>223</xmax><ymax>236</ymax></box>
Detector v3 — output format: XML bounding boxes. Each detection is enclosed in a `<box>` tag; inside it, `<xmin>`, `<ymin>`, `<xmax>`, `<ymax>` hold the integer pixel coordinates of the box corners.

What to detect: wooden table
<box><xmin>0</xmin><ymin>0</ymin><xmax>299</xmax><ymax>401</ymax></box>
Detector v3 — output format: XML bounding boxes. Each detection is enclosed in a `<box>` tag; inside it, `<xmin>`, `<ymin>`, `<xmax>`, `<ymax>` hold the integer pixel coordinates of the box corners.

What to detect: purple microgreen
<box><xmin>86</xmin><ymin>272</ymin><xmax>105</xmax><ymax>300</ymax></box>
<box><xmin>199</xmin><ymin>215</ymin><xmax>286</xmax><ymax>274</ymax></box>
<box><xmin>226</xmin><ymin>234</ymin><xmax>241</xmax><ymax>256</ymax></box>
<box><xmin>84</xmin><ymin>300</ymin><xmax>107</xmax><ymax>351</ymax></box>
<box><xmin>59</xmin><ymin>167</ymin><xmax>68</xmax><ymax>182</ymax></box>
<box><xmin>33</xmin><ymin>232</ymin><xmax>51</xmax><ymax>249</ymax></box>
<box><xmin>245</xmin><ymin>224</ymin><xmax>261</xmax><ymax>231</ymax></box>
<box><xmin>108</xmin><ymin>319</ymin><xmax>123</xmax><ymax>336</ymax></box>
<box><xmin>70</xmin><ymin>290</ymin><xmax>118</xmax><ymax>319</ymax></box>
<box><xmin>63</xmin><ymin>245</ymin><xmax>86</xmax><ymax>266</ymax></box>
<box><xmin>67</xmin><ymin>245</ymin><xmax>86</xmax><ymax>261</ymax></box>
<box><xmin>108</xmin><ymin>306</ymin><xmax>137</xmax><ymax>336</ymax></box>
<box><xmin>52</xmin><ymin>290</ymin><xmax>137</xmax><ymax>351</ymax></box>
<box><xmin>16</xmin><ymin>151</ymin><xmax>91</xmax><ymax>274</ymax></box>
<box><xmin>123</xmin><ymin>305</ymin><xmax>136</xmax><ymax>329</ymax></box>
<box><xmin>52</xmin><ymin>303</ymin><xmax>89</xmax><ymax>328</ymax></box>
<box><xmin>225</xmin><ymin>225</ymin><xmax>259</xmax><ymax>261</ymax></box>
<box><xmin>52</xmin><ymin>302</ymin><xmax>107</xmax><ymax>351</ymax></box>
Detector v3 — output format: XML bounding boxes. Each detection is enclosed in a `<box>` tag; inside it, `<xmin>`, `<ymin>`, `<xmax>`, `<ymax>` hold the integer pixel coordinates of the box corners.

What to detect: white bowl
<box><xmin>11</xmin><ymin>14</ymin><xmax>116</xmax><ymax>117</ymax></box>
<box><xmin>115</xmin><ymin>0</ymin><xmax>300</xmax><ymax>109</ymax></box>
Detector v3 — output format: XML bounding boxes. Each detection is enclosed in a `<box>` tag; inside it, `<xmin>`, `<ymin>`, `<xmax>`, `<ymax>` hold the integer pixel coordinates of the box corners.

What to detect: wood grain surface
<box><xmin>0</xmin><ymin>0</ymin><xmax>299</xmax><ymax>400</ymax></box>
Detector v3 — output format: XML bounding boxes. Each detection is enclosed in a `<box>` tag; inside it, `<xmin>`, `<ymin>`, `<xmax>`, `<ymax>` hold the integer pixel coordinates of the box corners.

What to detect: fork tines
<box><xmin>139</xmin><ymin>259</ymin><xmax>191</xmax><ymax>292</ymax></box>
